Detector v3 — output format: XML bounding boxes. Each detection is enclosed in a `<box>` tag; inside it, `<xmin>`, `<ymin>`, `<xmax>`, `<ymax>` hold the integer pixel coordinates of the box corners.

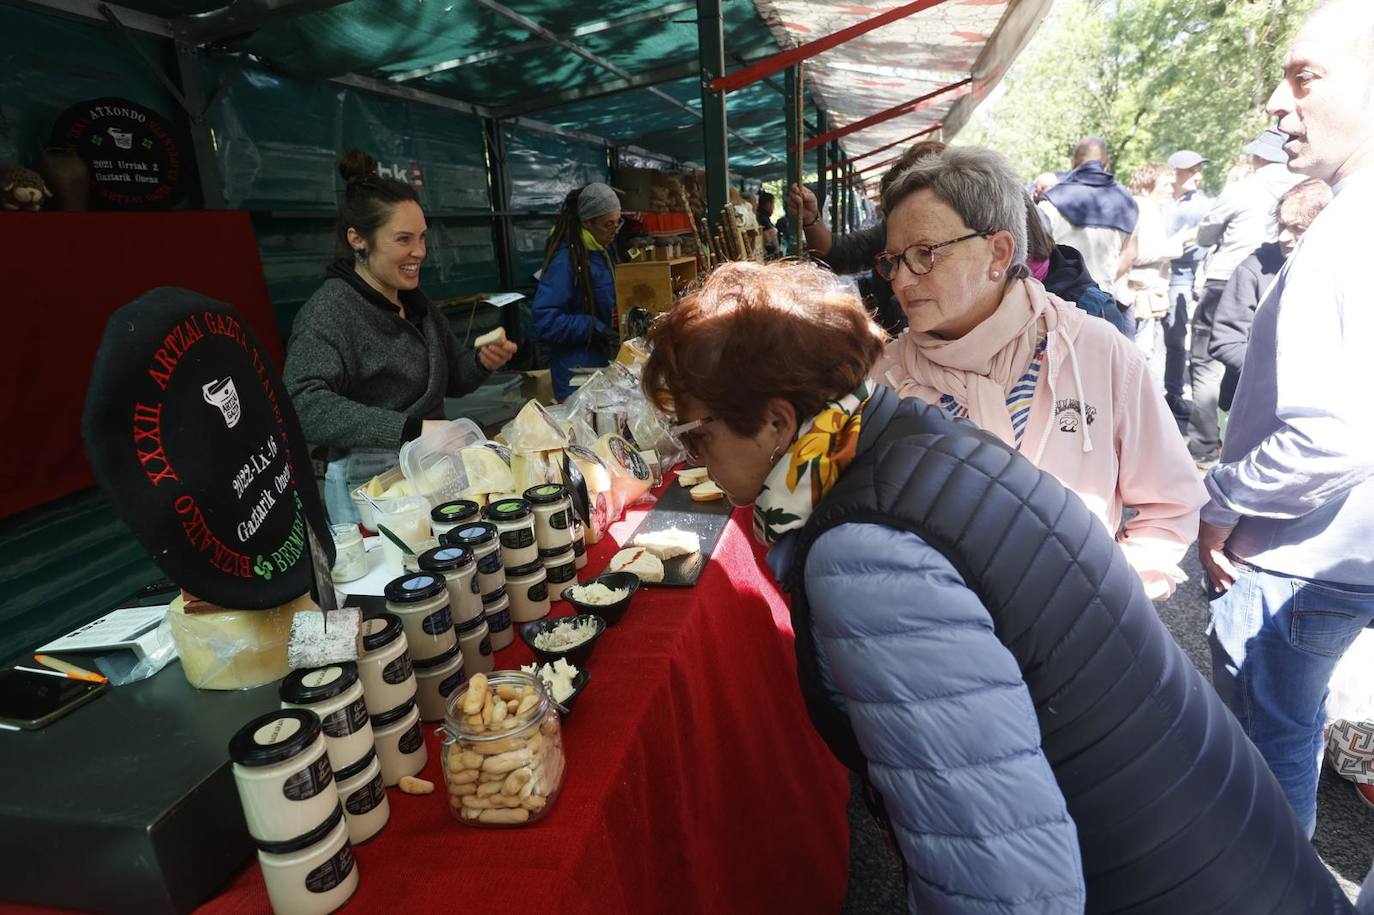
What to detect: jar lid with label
<box><xmin>417</xmin><ymin>544</ymin><xmax>474</xmax><ymax>572</ymax></box>
<box><xmin>431</xmin><ymin>500</ymin><xmax>480</xmax><ymax>526</ymax></box>
<box><xmin>361</xmin><ymin>614</ymin><xmax>403</xmax><ymax>652</ymax></box>
<box><xmin>229</xmin><ymin>708</ymin><xmax>323</xmax><ymax>768</ymax></box>
<box><xmin>255</xmin><ymin>802</ymin><xmax>345</xmax><ymax>855</ymax></box>
<box><xmin>484</xmin><ymin>498</ymin><xmax>532</xmax><ymax>522</ymax></box>
<box><xmin>445</xmin><ymin>522</ymin><xmax>498</xmax><ymax>548</ymax></box>
<box><xmin>280</xmin><ymin>663</ymin><xmax>360</xmax><ymax>705</ymax></box>
<box><xmin>370</xmin><ymin>697</ymin><xmax>418</xmax><ymax>728</ymax></box>
<box><xmin>506</xmin><ymin>558</ymin><xmax>545</xmax><ymax>578</ymax></box>
<box><xmin>384</xmin><ymin>572</ymin><xmax>447</xmax><ymax>604</ymax></box>
<box><xmin>523</xmin><ymin>483</ymin><xmax>568</xmax><ymax>505</ymax></box>
<box><xmin>411</xmin><ymin>640</ymin><xmax>461</xmax><ymax>671</ymax></box>
<box><xmin>334</xmin><ymin>748</ymin><xmax>377</xmax><ymax>783</ymax></box>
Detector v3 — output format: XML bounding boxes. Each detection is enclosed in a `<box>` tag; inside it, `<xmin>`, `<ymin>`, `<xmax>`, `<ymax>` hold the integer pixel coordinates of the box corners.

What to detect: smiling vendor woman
<box><xmin>284</xmin><ymin>149</ymin><xmax>518</xmax><ymax>523</ymax></box>
<box><xmin>531</xmin><ymin>182</ymin><xmax>622</xmax><ymax>400</ymax></box>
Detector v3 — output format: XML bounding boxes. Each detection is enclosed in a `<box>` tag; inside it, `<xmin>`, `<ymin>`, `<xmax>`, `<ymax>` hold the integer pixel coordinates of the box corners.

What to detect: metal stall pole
<box><xmin>814</xmin><ymin>107</ymin><xmax>828</xmax><ymax>248</ymax></box>
<box><xmin>830</xmin><ymin>145</ymin><xmax>841</xmax><ymax>230</ymax></box>
<box><xmin>483</xmin><ymin>117</ymin><xmax>515</xmax><ymax>291</ymax></box>
<box><xmin>784</xmin><ymin>64</ymin><xmax>804</xmax><ymax>257</ymax></box>
<box><xmin>696</xmin><ymin>0</ymin><xmax>729</xmax><ymax>235</ymax></box>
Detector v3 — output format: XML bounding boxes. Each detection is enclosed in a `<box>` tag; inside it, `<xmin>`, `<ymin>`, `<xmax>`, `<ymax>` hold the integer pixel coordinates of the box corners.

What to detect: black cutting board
<box><xmin>622</xmin><ymin>476</ymin><xmax>733</xmax><ymax>587</ymax></box>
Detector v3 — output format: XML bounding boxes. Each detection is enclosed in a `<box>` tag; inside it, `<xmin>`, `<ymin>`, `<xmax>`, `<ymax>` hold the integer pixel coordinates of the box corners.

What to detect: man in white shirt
<box><xmin>1200</xmin><ymin>0</ymin><xmax>1374</xmax><ymax>850</ymax></box>
<box><xmin>1038</xmin><ymin>137</ymin><xmax>1139</xmax><ymax>290</ymax></box>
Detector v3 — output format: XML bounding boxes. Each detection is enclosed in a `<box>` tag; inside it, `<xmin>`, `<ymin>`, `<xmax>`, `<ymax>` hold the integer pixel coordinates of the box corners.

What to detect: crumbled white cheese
<box><xmin>520</xmin><ymin>658</ymin><xmax>580</xmax><ymax>703</ymax></box>
<box><xmin>567</xmin><ymin>582</ymin><xmax>628</xmax><ymax>606</ymax></box>
<box><xmin>531</xmin><ymin>617</ymin><xmax>598</xmax><ymax>651</ymax></box>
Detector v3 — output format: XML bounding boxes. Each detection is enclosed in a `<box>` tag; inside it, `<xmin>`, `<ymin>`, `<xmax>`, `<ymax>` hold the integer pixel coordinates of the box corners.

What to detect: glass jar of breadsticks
<box><xmin>440</xmin><ymin>671</ymin><xmax>565</xmax><ymax>826</ymax></box>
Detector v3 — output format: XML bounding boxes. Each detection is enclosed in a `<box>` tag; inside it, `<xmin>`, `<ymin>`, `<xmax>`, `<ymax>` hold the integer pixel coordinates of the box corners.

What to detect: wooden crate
<box><xmin>614</xmin><ymin>256</ymin><xmax>698</xmax><ymax>333</ymax></box>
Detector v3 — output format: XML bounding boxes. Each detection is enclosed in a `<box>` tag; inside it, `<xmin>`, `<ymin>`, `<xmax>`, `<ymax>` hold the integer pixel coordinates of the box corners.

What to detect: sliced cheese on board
<box><xmin>690</xmin><ymin>480</ymin><xmax>724</xmax><ymax>502</ymax></box>
<box><xmin>633</xmin><ymin>527</ymin><xmax>700</xmax><ymax>560</ymax></box>
<box><xmin>608</xmin><ymin>547</ymin><xmax>665</xmax><ymax>583</ymax></box>
<box><xmin>677</xmin><ymin>467</ymin><xmax>710</xmax><ymax>487</ymax></box>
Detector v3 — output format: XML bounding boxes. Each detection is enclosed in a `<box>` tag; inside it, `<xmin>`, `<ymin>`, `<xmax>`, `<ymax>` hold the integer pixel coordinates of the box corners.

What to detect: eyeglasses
<box><xmin>670</xmin><ymin>415</ymin><xmax>714</xmax><ymax>463</ymax></box>
<box><xmin>595</xmin><ymin>218</ymin><xmax>624</xmax><ymax>233</ymax></box>
<box><xmin>873</xmin><ymin>231</ymin><xmax>991</xmax><ymax>281</ymax></box>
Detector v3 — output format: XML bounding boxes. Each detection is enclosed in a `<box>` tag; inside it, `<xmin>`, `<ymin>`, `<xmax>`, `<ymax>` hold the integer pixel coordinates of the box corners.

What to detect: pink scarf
<box><xmin>878</xmin><ymin>279</ymin><xmax>1049</xmax><ymax>446</ymax></box>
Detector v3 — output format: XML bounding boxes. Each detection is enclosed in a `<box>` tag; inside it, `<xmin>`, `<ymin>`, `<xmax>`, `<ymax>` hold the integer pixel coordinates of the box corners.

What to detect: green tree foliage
<box><xmin>962</xmin><ymin>0</ymin><xmax>1314</xmax><ymax>190</ymax></box>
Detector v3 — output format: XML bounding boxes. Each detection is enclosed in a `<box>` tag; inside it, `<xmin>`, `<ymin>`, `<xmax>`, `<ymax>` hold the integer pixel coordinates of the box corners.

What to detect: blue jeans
<box><xmin>1207</xmin><ymin>563</ymin><xmax>1374</xmax><ymax>836</ymax></box>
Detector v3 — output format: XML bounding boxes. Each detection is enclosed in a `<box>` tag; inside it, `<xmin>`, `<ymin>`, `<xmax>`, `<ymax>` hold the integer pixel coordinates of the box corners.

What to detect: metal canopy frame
<box><xmin>179</xmin><ymin>0</ymin><xmax>355</xmax><ymax>44</ymax></box>
<box><xmin>804</xmin><ymin>79</ymin><xmax>970</xmax><ymax>150</ymax></box>
<box><xmin>825</xmin><ymin>122</ymin><xmax>942</xmax><ymax>171</ymax></box>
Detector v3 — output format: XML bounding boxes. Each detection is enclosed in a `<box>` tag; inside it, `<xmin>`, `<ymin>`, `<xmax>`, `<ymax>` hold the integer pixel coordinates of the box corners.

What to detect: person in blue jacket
<box><xmin>531</xmin><ymin>182</ymin><xmax>621</xmax><ymax>400</ymax></box>
<box><xmin>642</xmin><ymin>258</ymin><xmax>1351</xmax><ymax>914</ymax></box>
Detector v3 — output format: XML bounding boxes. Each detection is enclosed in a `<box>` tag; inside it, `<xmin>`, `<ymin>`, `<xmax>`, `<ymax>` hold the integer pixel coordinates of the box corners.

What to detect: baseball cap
<box><xmin>1167</xmin><ymin>150</ymin><xmax>1208</xmax><ymax>170</ymax></box>
<box><xmin>1243</xmin><ymin>128</ymin><xmax>1289</xmax><ymax>164</ymax></box>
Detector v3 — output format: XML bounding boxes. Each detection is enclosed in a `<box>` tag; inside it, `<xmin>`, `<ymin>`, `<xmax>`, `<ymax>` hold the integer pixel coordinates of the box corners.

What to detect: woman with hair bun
<box><xmin>284</xmin><ymin>149</ymin><xmax>518</xmax><ymax>522</ymax></box>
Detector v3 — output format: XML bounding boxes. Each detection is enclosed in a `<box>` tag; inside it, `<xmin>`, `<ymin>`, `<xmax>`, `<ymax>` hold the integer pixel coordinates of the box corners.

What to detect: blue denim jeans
<box><xmin>1207</xmin><ymin>563</ymin><xmax>1374</xmax><ymax>836</ymax></box>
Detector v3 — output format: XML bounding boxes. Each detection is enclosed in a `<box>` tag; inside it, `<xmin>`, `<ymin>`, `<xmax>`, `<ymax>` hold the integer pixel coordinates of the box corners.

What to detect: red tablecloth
<box><xmin>204</xmin><ymin>492</ymin><xmax>850</xmax><ymax>914</ymax></box>
<box><xmin>0</xmin><ymin>482</ymin><xmax>851</xmax><ymax>914</ymax></box>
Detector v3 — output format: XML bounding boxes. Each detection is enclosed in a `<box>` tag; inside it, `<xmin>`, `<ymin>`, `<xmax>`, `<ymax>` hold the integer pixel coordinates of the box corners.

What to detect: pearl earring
<box><xmin>992</xmin><ymin>270</ymin><xmax>1000</xmax><ymax>279</ymax></box>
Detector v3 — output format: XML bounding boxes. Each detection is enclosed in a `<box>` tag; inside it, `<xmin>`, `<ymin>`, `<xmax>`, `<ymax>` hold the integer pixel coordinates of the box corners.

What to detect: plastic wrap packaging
<box><xmin>166</xmin><ymin>593</ymin><xmax>316</xmax><ymax>690</ymax></box>
<box><xmin>1327</xmin><ymin>628</ymin><xmax>1374</xmax><ymax>727</ymax></box>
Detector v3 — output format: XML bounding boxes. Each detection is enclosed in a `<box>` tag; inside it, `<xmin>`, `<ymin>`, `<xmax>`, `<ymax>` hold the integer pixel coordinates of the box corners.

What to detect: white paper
<box><xmin>40</xmin><ymin>604</ymin><xmax>169</xmax><ymax>654</ymax></box>
<box><xmin>481</xmin><ymin>292</ymin><xmax>526</xmax><ymax>308</ymax></box>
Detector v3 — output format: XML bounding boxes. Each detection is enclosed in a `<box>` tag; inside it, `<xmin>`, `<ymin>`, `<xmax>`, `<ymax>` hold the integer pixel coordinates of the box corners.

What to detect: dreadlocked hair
<box><xmin>543</xmin><ymin>187</ymin><xmax>599</xmax><ymax>316</ymax></box>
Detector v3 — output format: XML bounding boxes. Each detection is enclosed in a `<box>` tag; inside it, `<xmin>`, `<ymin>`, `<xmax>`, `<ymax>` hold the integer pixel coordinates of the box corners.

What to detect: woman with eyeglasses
<box><xmin>642</xmin><ymin>259</ymin><xmax>1346</xmax><ymax>914</ymax></box>
<box><xmin>872</xmin><ymin>146</ymin><xmax>1204</xmax><ymax>600</ymax></box>
<box><xmin>532</xmin><ymin>182</ymin><xmax>623</xmax><ymax>400</ymax></box>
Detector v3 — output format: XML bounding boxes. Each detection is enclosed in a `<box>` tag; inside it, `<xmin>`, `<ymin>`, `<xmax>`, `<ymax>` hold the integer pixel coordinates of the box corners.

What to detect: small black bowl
<box><xmin>563</xmin><ymin>572</ymin><xmax>641</xmax><ymax>626</ymax></box>
<box><xmin>518</xmin><ymin>613</ymin><xmax>606</xmax><ymax>668</ymax></box>
<box><xmin>550</xmin><ymin>667</ymin><xmax>591</xmax><ymax>716</ymax></box>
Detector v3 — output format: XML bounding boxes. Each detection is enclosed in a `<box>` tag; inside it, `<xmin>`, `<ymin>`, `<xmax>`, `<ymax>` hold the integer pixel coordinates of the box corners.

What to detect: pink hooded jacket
<box><xmin>872</xmin><ymin>280</ymin><xmax>1206</xmax><ymax>599</ymax></box>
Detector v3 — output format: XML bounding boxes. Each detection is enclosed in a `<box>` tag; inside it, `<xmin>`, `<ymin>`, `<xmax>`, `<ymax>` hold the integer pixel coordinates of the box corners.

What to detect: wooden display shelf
<box><xmin>615</xmin><ymin>256</ymin><xmax>698</xmax><ymax>334</ymax></box>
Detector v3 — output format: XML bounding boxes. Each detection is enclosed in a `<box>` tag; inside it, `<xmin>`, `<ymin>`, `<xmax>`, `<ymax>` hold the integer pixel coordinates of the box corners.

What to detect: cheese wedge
<box><xmin>608</xmin><ymin>547</ymin><xmax>665</xmax><ymax>583</ymax></box>
<box><xmin>474</xmin><ymin>326</ymin><xmax>507</xmax><ymax>348</ymax></box>
<box><xmin>690</xmin><ymin>480</ymin><xmax>724</xmax><ymax>502</ymax></box>
<box><xmin>633</xmin><ymin>527</ymin><xmax>700</xmax><ymax>560</ymax></box>
<box><xmin>508</xmin><ymin>400</ymin><xmax>568</xmax><ymax>451</ymax></box>
<box><xmin>461</xmin><ymin>445</ymin><xmax>514</xmax><ymax>495</ymax></box>
<box><xmin>677</xmin><ymin>467</ymin><xmax>710</xmax><ymax>487</ymax></box>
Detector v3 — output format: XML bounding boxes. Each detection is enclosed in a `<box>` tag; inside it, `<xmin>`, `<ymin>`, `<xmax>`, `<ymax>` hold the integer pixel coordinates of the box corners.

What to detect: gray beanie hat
<box><xmin>577</xmin><ymin>182</ymin><xmax>621</xmax><ymax>222</ymax></box>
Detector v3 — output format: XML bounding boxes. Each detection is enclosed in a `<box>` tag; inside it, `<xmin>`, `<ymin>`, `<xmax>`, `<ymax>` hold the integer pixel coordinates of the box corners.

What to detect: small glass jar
<box><xmin>542</xmin><ymin>548</ymin><xmax>578</xmax><ymax>602</ymax></box>
<box><xmin>417</xmin><ymin>544</ymin><xmax>484</xmax><ymax>626</ymax></box>
<box><xmin>430</xmin><ymin>499</ymin><xmax>480</xmax><ymax>539</ymax></box>
<box><xmin>505</xmin><ymin>559</ymin><xmax>551</xmax><ymax>623</ymax></box>
<box><xmin>256</xmin><ymin>804</ymin><xmax>359</xmax><ymax>915</ymax></box>
<box><xmin>401</xmin><ymin>537</ymin><xmax>440</xmax><ymax>573</ymax></box>
<box><xmin>524</xmin><ymin>483</ymin><xmax>574</xmax><ymax>558</ymax></box>
<box><xmin>355</xmin><ymin>614</ymin><xmax>416</xmax><ymax>717</ymax></box>
<box><xmin>457</xmin><ymin>614</ymin><xmax>494</xmax><ymax>676</ymax></box>
<box><xmin>330</xmin><ymin>523</ymin><xmax>368</xmax><ymax>583</ymax></box>
<box><xmin>383</xmin><ymin>572</ymin><xmax>457</xmax><ymax>663</ymax></box>
<box><xmin>483</xmin><ymin>592</ymin><xmax>514</xmax><ymax>651</ymax></box>
<box><xmin>571</xmin><ymin>517</ymin><xmax>587</xmax><ymax>571</ymax></box>
<box><xmin>441</xmin><ymin>670</ymin><xmax>566</xmax><ymax>828</ymax></box>
<box><xmin>446</xmin><ymin>522</ymin><xmax>506</xmax><ymax>602</ymax></box>
<box><xmin>484</xmin><ymin>498</ymin><xmax>538</xmax><ymax>569</ymax></box>
<box><xmin>229</xmin><ymin>709</ymin><xmax>337</xmax><ymax>846</ymax></box>
<box><xmin>334</xmin><ymin>749</ymin><xmax>389</xmax><ymax>844</ymax></box>
<box><xmin>369</xmin><ymin>698</ymin><xmax>428</xmax><ymax>786</ymax></box>
<box><xmin>279</xmin><ymin>663</ymin><xmax>374</xmax><ymax>775</ymax></box>
<box><xmin>376</xmin><ymin>496</ymin><xmax>432</xmax><ymax>576</ymax></box>
<box><xmin>412</xmin><ymin>642</ymin><xmax>467</xmax><ymax>722</ymax></box>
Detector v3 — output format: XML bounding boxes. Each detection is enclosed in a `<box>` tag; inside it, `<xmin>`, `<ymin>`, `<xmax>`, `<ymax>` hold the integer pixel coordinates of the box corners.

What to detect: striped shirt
<box><xmin>938</xmin><ymin>335</ymin><xmax>1049</xmax><ymax>449</ymax></box>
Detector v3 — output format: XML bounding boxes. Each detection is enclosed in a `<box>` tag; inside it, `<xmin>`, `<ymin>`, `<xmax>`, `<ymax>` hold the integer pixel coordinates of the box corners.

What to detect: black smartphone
<box><xmin>0</xmin><ymin>668</ymin><xmax>109</xmax><ymax>731</ymax></box>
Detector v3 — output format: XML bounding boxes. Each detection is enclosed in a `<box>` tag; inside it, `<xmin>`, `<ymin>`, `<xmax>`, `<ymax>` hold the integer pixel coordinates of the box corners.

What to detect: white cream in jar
<box><xmin>483</xmin><ymin>498</ymin><xmax>538</xmax><ymax>568</ymax></box>
<box><xmin>355</xmin><ymin>614</ymin><xmax>416</xmax><ymax>717</ymax></box>
<box><xmin>334</xmin><ymin>749</ymin><xmax>389</xmax><ymax>844</ymax></box>
<box><xmin>280</xmin><ymin>663</ymin><xmax>374</xmax><ymax>775</ymax></box>
<box><xmin>417</xmin><ymin>544</ymin><xmax>483</xmax><ymax>626</ymax></box>
<box><xmin>483</xmin><ymin>592</ymin><xmax>513</xmax><ymax>650</ymax></box>
<box><xmin>369</xmin><ymin>698</ymin><xmax>428</xmax><ymax>786</ymax></box>
<box><xmin>411</xmin><ymin>642</ymin><xmax>466</xmax><ymax>722</ymax></box>
<box><xmin>383</xmin><ymin>572</ymin><xmax>457</xmax><ymax>663</ymax></box>
<box><xmin>542</xmin><ymin>547</ymin><xmax>578</xmax><ymax>602</ymax></box>
<box><xmin>505</xmin><ymin>559</ymin><xmax>551</xmax><ymax>623</ymax></box>
<box><xmin>229</xmin><ymin>709</ymin><xmax>338</xmax><ymax>845</ymax></box>
<box><xmin>524</xmin><ymin>483</ymin><xmax>574</xmax><ymax>558</ymax></box>
<box><xmin>256</xmin><ymin>804</ymin><xmax>359</xmax><ymax>915</ymax></box>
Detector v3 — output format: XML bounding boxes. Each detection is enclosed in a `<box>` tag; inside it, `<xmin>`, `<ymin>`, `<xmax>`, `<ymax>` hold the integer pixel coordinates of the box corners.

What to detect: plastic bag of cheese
<box><xmin>593</xmin><ymin>433</ymin><xmax>654</xmax><ymax>519</ymax></box>
<box><xmin>501</xmin><ymin>400</ymin><xmax>568</xmax><ymax>453</ymax></box>
<box><xmin>563</xmin><ymin>445</ymin><xmax>612</xmax><ymax>543</ymax></box>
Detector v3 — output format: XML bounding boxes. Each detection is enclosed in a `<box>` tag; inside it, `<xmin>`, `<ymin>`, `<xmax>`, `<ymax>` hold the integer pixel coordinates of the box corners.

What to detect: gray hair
<box><xmin>881</xmin><ymin>145</ymin><xmax>1029</xmax><ymax>273</ymax></box>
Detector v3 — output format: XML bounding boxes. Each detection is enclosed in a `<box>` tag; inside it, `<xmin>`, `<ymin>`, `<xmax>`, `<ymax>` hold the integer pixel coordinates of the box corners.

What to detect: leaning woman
<box><xmin>642</xmin><ymin>259</ymin><xmax>1349</xmax><ymax>913</ymax></box>
<box><xmin>531</xmin><ymin>182</ymin><xmax>622</xmax><ymax>401</ymax></box>
<box><xmin>283</xmin><ymin>150</ymin><xmax>518</xmax><ymax>523</ymax></box>
<box><xmin>873</xmin><ymin>145</ymin><xmax>1204</xmax><ymax>599</ymax></box>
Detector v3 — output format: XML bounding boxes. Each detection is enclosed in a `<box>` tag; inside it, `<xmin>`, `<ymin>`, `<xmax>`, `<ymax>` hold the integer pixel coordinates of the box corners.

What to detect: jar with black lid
<box><xmin>418</xmin><ymin>544</ymin><xmax>483</xmax><ymax>626</ymax></box>
<box><xmin>383</xmin><ymin>572</ymin><xmax>457</xmax><ymax>663</ymax></box>
<box><xmin>229</xmin><ymin>708</ymin><xmax>337</xmax><ymax>846</ymax></box>
<box><xmin>280</xmin><ymin>663</ymin><xmax>373</xmax><ymax>775</ymax></box>
<box><xmin>370</xmin><ymin>697</ymin><xmax>427</xmax><ymax>785</ymax></box>
<box><xmin>356</xmin><ymin>614</ymin><xmax>416</xmax><ymax>717</ymax></box>
<box><xmin>445</xmin><ymin>521</ymin><xmax>505</xmax><ymax>601</ymax></box>
<box><xmin>430</xmin><ymin>499</ymin><xmax>480</xmax><ymax>538</ymax></box>
<box><xmin>484</xmin><ymin>498</ymin><xmax>538</xmax><ymax>568</ymax></box>
<box><xmin>255</xmin><ymin>802</ymin><xmax>359</xmax><ymax>915</ymax></box>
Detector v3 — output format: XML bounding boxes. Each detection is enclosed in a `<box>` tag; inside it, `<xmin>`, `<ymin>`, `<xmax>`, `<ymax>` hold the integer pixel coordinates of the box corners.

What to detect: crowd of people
<box><xmin>648</xmin><ymin>0</ymin><xmax>1371</xmax><ymax>910</ymax></box>
<box><xmin>274</xmin><ymin>0</ymin><xmax>1370</xmax><ymax>909</ymax></box>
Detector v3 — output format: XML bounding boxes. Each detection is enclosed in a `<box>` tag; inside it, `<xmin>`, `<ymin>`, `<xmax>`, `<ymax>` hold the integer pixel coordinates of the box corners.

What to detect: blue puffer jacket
<box><xmin>531</xmin><ymin>239</ymin><xmax>616</xmax><ymax>400</ymax></box>
<box><xmin>768</xmin><ymin>386</ymin><xmax>1351</xmax><ymax>915</ymax></box>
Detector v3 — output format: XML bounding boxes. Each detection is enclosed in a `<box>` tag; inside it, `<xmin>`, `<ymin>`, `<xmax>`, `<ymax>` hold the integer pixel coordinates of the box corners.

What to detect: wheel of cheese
<box><xmin>167</xmin><ymin>592</ymin><xmax>317</xmax><ymax>690</ymax></box>
<box><xmin>593</xmin><ymin>434</ymin><xmax>653</xmax><ymax>519</ymax></box>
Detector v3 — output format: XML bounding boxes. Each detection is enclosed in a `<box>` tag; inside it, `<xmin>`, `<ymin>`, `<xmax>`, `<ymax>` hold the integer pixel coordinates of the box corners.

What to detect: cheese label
<box><xmin>398</xmin><ymin>719</ymin><xmax>425</xmax><ymax>753</ymax></box>
<box><xmin>420</xmin><ymin>606</ymin><xmax>454</xmax><ymax>636</ymax></box>
<box><xmin>344</xmin><ymin>772</ymin><xmax>385</xmax><ymax>816</ymax></box>
<box><xmin>282</xmin><ymin>755</ymin><xmax>334</xmax><ymax>801</ymax></box>
<box><xmin>305</xmin><ymin>844</ymin><xmax>355</xmax><ymax>894</ymax></box>
<box><xmin>438</xmin><ymin>668</ymin><xmax>468</xmax><ymax>698</ymax></box>
<box><xmin>322</xmin><ymin>698</ymin><xmax>369</xmax><ymax>738</ymax></box>
<box><xmin>382</xmin><ymin>652</ymin><xmax>414</xmax><ymax>685</ymax></box>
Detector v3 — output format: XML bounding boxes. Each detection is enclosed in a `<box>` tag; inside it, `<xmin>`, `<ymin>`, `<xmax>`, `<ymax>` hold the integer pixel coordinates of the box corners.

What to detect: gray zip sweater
<box><xmin>283</xmin><ymin>269</ymin><xmax>488</xmax><ymax>459</ymax></box>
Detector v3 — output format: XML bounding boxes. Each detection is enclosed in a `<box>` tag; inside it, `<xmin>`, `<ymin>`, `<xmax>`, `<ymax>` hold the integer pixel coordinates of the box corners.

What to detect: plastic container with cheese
<box><xmin>398</xmin><ymin>418</ymin><xmax>485</xmax><ymax>507</ymax></box>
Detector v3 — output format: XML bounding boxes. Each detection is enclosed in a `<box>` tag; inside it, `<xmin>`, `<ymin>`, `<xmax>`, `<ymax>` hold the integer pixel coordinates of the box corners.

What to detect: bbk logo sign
<box><xmin>378</xmin><ymin>160</ymin><xmax>425</xmax><ymax>190</ymax></box>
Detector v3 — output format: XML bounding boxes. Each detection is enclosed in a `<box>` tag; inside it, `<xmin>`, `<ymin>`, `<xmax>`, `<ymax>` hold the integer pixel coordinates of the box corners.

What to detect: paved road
<box><xmin>841</xmin><ymin>545</ymin><xmax>1373</xmax><ymax>911</ymax></box>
